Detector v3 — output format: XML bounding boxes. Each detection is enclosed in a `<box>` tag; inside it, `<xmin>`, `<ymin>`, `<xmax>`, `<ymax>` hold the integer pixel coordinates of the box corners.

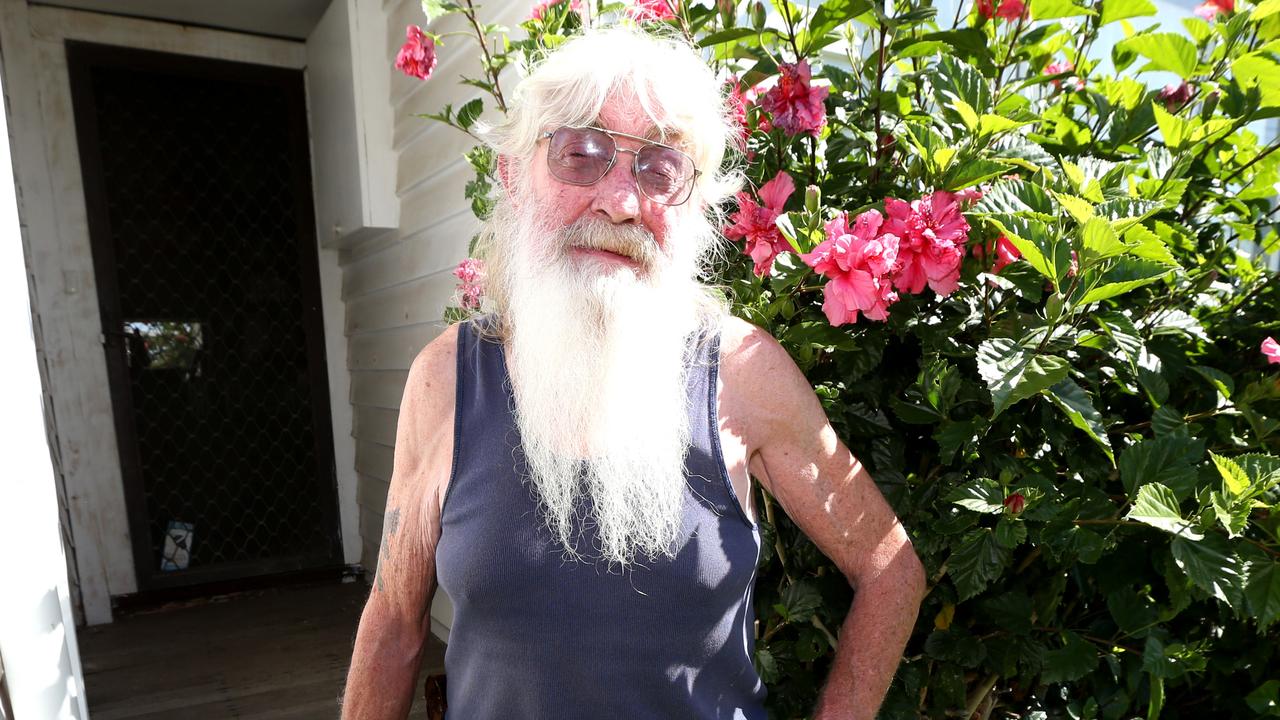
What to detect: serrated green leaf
<box><xmin>1081</xmin><ymin>217</ymin><xmax>1127</xmax><ymax>266</ymax></box>
<box><xmin>946</xmin><ymin>478</ymin><xmax>1005</xmax><ymax>514</ymax></box>
<box><xmin>1100</xmin><ymin>0</ymin><xmax>1156</xmax><ymax>24</ymax></box>
<box><xmin>1041</xmin><ymin>631</ymin><xmax>1099</xmax><ymax>683</ymax></box>
<box><xmin>1153</xmin><ymin>102</ymin><xmax>1191</xmax><ymax>150</ymax></box>
<box><xmin>1126</xmin><ymin>482</ymin><xmax>1203</xmax><ymax>539</ymax></box>
<box><xmin>1079</xmin><ymin>258</ymin><xmax>1175</xmax><ymax>304</ymax></box>
<box><xmin>1043</xmin><ymin>378</ymin><xmax>1115</xmax><ymax>464</ymax></box>
<box><xmin>1117</xmin><ymin>33</ymin><xmax>1199</xmax><ymax>78</ymax></box>
<box><xmin>978</xmin><ymin>338</ymin><xmax>1072</xmax><ymax>417</ymax></box>
<box><xmin>1190</xmin><ymin>366</ymin><xmax>1234</xmax><ymax>399</ymax></box>
<box><xmin>1239</xmin><ymin>558</ymin><xmax>1280</xmax><ymax>625</ymax></box>
<box><xmin>984</xmin><ymin>215</ymin><xmax>1071</xmax><ymax>285</ymax></box>
<box><xmin>1031</xmin><ymin>0</ymin><xmax>1095</xmax><ymax>19</ymax></box>
<box><xmin>1171</xmin><ymin>534</ymin><xmax>1244</xmax><ymax>607</ymax></box>
<box><xmin>1211</xmin><ymin>451</ymin><xmax>1251</xmax><ymax>497</ymax></box>
<box><xmin>1123</xmin><ymin>224</ymin><xmax>1179</xmax><ymax>266</ymax></box>
<box><xmin>950</xmin><ymin>529</ymin><xmax>1011</xmax><ymax>600</ymax></box>
<box><xmin>1055</xmin><ymin>193</ymin><xmax>1096</xmax><ymax>224</ymax></box>
<box><xmin>1246</xmin><ymin>679</ymin><xmax>1280</xmax><ymax>717</ymax></box>
<box><xmin>779</xmin><ymin>580</ymin><xmax>823</xmax><ymax>622</ymax></box>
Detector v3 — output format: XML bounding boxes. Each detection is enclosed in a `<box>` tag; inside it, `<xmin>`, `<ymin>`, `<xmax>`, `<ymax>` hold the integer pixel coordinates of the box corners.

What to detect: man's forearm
<box><xmin>812</xmin><ymin>552</ymin><xmax>926</xmax><ymax>720</ymax></box>
<box><xmin>341</xmin><ymin>615</ymin><xmax>427</xmax><ymax>719</ymax></box>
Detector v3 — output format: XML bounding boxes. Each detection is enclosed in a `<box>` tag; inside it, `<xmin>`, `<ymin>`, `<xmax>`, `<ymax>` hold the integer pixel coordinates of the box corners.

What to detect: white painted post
<box><xmin>0</xmin><ymin>39</ymin><xmax>91</xmax><ymax>720</ymax></box>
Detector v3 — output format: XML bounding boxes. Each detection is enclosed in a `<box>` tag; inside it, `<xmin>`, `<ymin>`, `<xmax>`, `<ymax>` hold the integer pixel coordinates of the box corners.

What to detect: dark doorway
<box><xmin>66</xmin><ymin>42</ymin><xmax>343</xmax><ymax>593</ymax></box>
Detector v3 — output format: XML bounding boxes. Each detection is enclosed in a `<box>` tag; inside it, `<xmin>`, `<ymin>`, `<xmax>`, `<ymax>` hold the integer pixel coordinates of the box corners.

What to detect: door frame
<box><xmin>0</xmin><ymin>2</ymin><xmax>360</xmax><ymax>624</ymax></box>
<box><xmin>65</xmin><ymin>41</ymin><xmax>344</xmax><ymax>592</ymax></box>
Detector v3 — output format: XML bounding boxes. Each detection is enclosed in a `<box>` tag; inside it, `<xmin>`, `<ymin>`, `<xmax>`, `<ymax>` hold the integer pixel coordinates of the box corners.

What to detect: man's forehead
<box><xmin>592</xmin><ymin>100</ymin><xmax>683</xmax><ymax>144</ymax></box>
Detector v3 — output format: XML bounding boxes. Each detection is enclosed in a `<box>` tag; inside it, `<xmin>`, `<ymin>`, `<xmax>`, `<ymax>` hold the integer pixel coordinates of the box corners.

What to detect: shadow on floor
<box><xmin>78</xmin><ymin>581</ymin><xmax>446</xmax><ymax>719</ymax></box>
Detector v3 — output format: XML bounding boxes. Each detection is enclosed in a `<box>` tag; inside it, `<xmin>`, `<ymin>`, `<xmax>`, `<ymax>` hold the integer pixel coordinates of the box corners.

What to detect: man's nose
<box><xmin>590</xmin><ymin>154</ymin><xmax>642</xmax><ymax>224</ymax></box>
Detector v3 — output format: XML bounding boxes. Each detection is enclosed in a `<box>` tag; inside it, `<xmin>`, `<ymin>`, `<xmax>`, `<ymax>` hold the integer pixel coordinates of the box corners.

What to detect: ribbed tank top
<box><xmin>435</xmin><ymin>317</ymin><xmax>767</xmax><ymax>719</ymax></box>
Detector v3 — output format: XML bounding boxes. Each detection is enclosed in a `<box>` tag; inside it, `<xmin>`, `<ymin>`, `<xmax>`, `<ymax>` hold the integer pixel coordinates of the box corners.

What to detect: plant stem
<box><xmin>964</xmin><ymin>673</ymin><xmax>1000</xmax><ymax>720</ymax></box>
<box><xmin>462</xmin><ymin>0</ymin><xmax>507</xmax><ymax>112</ymax></box>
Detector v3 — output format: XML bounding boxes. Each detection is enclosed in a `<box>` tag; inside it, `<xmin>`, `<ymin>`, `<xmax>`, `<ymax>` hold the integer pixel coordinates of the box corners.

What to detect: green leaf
<box><xmin>1031</xmin><ymin>0</ymin><xmax>1095</xmax><ymax>19</ymax></box>
<box><xmin>1116</xmin><ymin>33</ymin><xmax>1199</xmax><ymax>78</ymax></box>
<box><xmin>925</xmin><ymin>628</ymin><xmax>987</xmax><ymax>667</ymax></box>
<box><xmin>984</xmin><ymin>215</ymin><xmax>1071</xmax><ymax>286</ymax></box>
<box><xmin>698</xmin><ymin>28</ymin><xmax>762</xmax><ymax>47</ymax></box>
<box><xmin>1153</xmin><ymin>102</ymin><xmax>1191</xmax><ymax>150</ymax></box>
<box><xmin>1233</xmin><ymin>54</ymin><xmax>1280</xmax><ymax>108</ymax></box>
<box><xmin>1124</xmin><ymin>224</ymin><xmax>1179</xmax><ymax>266</ymax></box>
<box><xmin>946</xmin><ymin>478</ymin><xmax>1005</xmax><ymax>514</ymax></box>
<box><xmin>456</xmin><ymin>98</ymin><xmax>484</xmax><ymax>130</ymax></box>
<box><xmin>1190</xmin><ymin>366</ymin><xmax>1234</xmax><ymax>399</ymax></box>
<box><xmin>1041</xmin><ymin>631</ymin><xmax>1099</xmax><ymax>684</ymax></box>
<box><xmin>1171</xmin><ymin>534</ymin><xmax>1244</xmax><ymax>607</ymax></box>
<box><xmin>977</xmin><ymin>338</ymin><xmax>1072</xmax><ymax>417</ymax></box>
<box><xmin>1211</xmin><ymin>451</ymin><xmax>1252</xmax><ymax>497</ymax></box>
<box><xmin>1236</xmin><ymin>453</ymin><xmax>1280</xmax><ymax>493</ymax></box>
<box><xmin>1043</xmin><ymin>378</ymin><xmax>1115</xmax><ymax>464</ymax></box>
<box><xmin>1054</xmin><ymin>193</ymin><xmax>1096</xmax><ymax>224</ymax></box>
<box><xmin>1100</xmin><ymin>0</ymin><xmax>1156</xmax><ymax>24</ymax></box>
<box><xmin>994</xmin><ymin>517</ymin><xmax>1028</xmax><ymax>548</ymax></box>
<box><xmin>1079</xmin><ymin>259</ymin><xmax>1175</xmax><ymax>305</ymax></box>
<box><xmin>778</xmin><ymin>580</ymin><xmax>823</xmax><ymax>622</ymax></box>
<box><xmin>803</xmin><ymin>0</ymin><xmax>873</xmax><ymax>53</ymax></box>
<box><xmin>943</xmin><ymin>158</ymin><xmax>1014</xmax><ymax>189</ymax></box>
<box><xmin>1080</xmin><ymin>217</ymin><xmax>1127</xmax><ymax>266</ymax></box>
<box><xmin>1121</xmin><ymin>435</ymin><xmax>1198</xmax><ymax>497</ymax></box>
<box><xmin>1247</xmin><ymin>679</ymin><xmax>1280</xmax><ymax>717</ymax></box>
<box><xmin>974</xmin><ymin>181</ymin><xmax>1055</xmax><ymax>216</ymax></box>
<box><xmin>949</xmin><ymin>529</ymin><xmax>1011</xmax><ymax>600</ymax></box>
<box><xmin>1256</xmin><ymin>0</ymin><xmax>1280</xmax><ymax>20</ymax></box>
<box><xmin>1126</xmin><ymin>482</ymin><xmax>1203</xmax><ymax>540</ymax></box>
<box><xmin>934</xmin><ymin>56</ymin><xmax>991</xmax><ymax>116</ymax></box>
<box><xmin>421</xmin><ymin>0</ymin><xmax>451</xmax><ymax>22</ymax></box>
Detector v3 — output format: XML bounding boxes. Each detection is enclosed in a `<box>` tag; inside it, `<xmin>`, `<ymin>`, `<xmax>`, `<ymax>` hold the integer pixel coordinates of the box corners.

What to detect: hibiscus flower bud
<box><xmin>751</xmin><ymin>1</ymin><xmax>766</xmax><ymax>29</ymax></box>
<box><xmin>1003</xmin><ymin>492</ymin><xmax>1026</xmax><ymax>515</ymax></box>
<box><xmin>805</xmin><ymin>185</ymin><xmax>821</xmax><ymax>215</ymax></box>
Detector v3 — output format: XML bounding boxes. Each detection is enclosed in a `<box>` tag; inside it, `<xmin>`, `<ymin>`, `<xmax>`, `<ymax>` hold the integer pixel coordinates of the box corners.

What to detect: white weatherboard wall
<box><xmin>342</xmin><ymin>0</ymin><xmax>524</xmax><ymax>640</ymax></box>
<box><xmin>0</xmin><ymin>22</ymin><xmax>89</xmax><ymax>714</ymax></box>
<box><xmin>0</xmin><ymin>1</ymin><xmax>359</xmax><ymax>624</ymax></box>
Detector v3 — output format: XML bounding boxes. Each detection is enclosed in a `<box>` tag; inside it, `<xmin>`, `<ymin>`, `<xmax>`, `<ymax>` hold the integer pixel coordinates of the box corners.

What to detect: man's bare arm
<box><xmin>341</xmin><ymin>325</ymin><xmax>457</xmax><ymax>719</ymax></box>
<box><xmin>721</xmin><ymin>318</ymin><xmax>926</xmax><ymax>720</ymax></box>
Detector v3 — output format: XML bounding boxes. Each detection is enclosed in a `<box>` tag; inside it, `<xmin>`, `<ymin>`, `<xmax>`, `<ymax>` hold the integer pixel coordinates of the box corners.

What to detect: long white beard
<box><xmin>501</xmin><ymin>211</ymin><xmax>708</xmax><ymax>568</ymax></box>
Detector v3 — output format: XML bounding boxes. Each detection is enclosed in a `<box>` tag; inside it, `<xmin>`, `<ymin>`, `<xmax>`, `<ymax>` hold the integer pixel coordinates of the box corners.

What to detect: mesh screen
<box><xmin>86</xmin><ymin>60</ymin><xmax>336</xmax><ymax>578</ymax></box>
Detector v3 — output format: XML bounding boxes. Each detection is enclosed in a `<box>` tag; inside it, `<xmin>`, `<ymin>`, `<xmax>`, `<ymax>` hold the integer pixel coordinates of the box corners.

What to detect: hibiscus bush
<box><xmin>401</xmin><ymin>0</ymin><xmax>1280</xmax><ymax>716</ymax></box>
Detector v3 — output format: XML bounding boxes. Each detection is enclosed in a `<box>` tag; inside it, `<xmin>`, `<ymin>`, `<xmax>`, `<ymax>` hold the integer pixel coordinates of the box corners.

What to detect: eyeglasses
<box><xmin>541</xmin><ymin>126</ymin><xmax>700</xmax><ymax>206</ymax></box>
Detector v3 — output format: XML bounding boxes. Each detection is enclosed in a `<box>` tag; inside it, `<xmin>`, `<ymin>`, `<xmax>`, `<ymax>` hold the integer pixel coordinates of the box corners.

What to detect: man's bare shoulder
<box><xmin>718</xmin><ymin>315</ymin><xmax>809</xmax><ymax>407</ymax></box>
<box><xmin>404</xmin><ymin>320</ymin><xmax>460</xmax><ymax>415</ymax></box>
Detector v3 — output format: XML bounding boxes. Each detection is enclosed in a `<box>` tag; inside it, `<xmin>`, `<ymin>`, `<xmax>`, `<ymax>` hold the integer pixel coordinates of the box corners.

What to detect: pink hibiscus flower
<box><xmin>528</xmin><ymin>0</ymin><xmax>582</xmax><ymax>20</ymax></box>
<box><xmin>1195</xmin><ymin>0</ymin><xmax>1233</xmax><ymax>19</ymax></box>
<box><xmin>988</xmin><ymin>235</ymin><xmax>1022</xmax><ymax>273</ymax></box>
<box><xmin>882</xmin><ymin>191</ymin><xmax>971</xmax><ymax>297</ymax></box>
<box><xmin>978</xmin><ymin>0</ymin><xmax>1027</xmax><ymax>20</ymax></box>
<box><xmin>1159</xmin><ymin>81</ymin><xmax>1194</xmax><ymax>109</ymax></box>
<box><xmin>1262</xmin><ymin>336</ymin><xmax>1280</xmax><ymax>365</ymax></box>
<box><xmin>627</xmin><ymin>0</ymin><xmax>678</xmax><ymax>22</ymax></box>
<box><xmin>724</xmin><ymin>172</ymin><xmax>796</xmax><ymax>276</ymax></box>
<box><xmin>1044</xmin><ymin>59</ymin><xmax>1083</xmax><ymax>91</ymax></box>
<box><xmin>801</xmin><ymin>211</ymin><xmax>900</xmax><ymax>326</ymax></box>
<box><xmin>759</xmin><ymin>61</ymin><xmax>829</xmax><ymax>137</ymax></box>
<box><xmin>395</xmin><ymin>25</ymin><xmax>438</xmax><ymax>81</ymax></box>
<box><xmin>454</xmin><ymin>258</ymin><xmax>485</xmax><ymax>309</ymax></box>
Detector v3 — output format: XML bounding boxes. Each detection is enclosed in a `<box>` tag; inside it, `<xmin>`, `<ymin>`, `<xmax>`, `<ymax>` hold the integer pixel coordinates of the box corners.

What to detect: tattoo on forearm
<box><xmin>375</xmin><ymin>508</ymin><xmax>401</xmax><ymax>593</ymax></box>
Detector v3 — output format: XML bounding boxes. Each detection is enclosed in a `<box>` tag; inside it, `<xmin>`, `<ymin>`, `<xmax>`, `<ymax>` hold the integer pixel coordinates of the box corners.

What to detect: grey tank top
<box><xmin>435</xmin><ymin>317</ymin><xmax>767</xmax><ymax>719</ymax></box>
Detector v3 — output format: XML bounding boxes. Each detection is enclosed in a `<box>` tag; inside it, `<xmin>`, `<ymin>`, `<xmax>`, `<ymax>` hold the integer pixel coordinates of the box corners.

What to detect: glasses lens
<box><xmin>548</xmin><ymin>127</ymin><xmax>613</xmax><ymax>185</ymax></box>
<box><xmin>636</xmin><ymin>145</ymin><xmax>695</xmax><ymax>204</ymax></box>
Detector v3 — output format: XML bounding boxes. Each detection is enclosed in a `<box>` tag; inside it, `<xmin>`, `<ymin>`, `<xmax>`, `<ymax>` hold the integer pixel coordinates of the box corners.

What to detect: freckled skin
<box><xmin>340</xmin><ymin>94</ymin><xmax>926</xmax><ymax>720</ymax></box>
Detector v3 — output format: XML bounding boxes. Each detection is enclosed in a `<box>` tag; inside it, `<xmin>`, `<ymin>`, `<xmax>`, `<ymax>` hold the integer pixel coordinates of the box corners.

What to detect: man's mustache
<box><xmin>559</xmin><ymin>218</ymin><xmax>659</xmax><ymax>269</ymax></box>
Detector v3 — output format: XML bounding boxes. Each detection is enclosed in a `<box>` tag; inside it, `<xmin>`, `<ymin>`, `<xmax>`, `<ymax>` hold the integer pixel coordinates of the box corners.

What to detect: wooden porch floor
<box><xmin>78</xmin><ymin>581</ymin><xmax>446</xmax><ymax>719</ymax></box>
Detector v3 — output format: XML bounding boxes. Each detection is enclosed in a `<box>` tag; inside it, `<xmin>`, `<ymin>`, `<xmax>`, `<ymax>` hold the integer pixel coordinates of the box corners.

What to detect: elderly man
<box><xmin>341</xmin><ymin>26</ymin><xmax>925</xmax><ymax>720</ymax></box>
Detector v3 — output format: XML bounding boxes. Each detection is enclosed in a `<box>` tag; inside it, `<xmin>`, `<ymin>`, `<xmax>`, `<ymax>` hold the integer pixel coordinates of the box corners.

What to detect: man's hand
<box><xmin>340</xmin><ymin>325</ymin><xmax>457</xmax><ymax>719</ymax></box>
<box><xmin>720</xmin><ymin>318</ymin><xmax>927</xmax><ymax>720</ymax></box>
